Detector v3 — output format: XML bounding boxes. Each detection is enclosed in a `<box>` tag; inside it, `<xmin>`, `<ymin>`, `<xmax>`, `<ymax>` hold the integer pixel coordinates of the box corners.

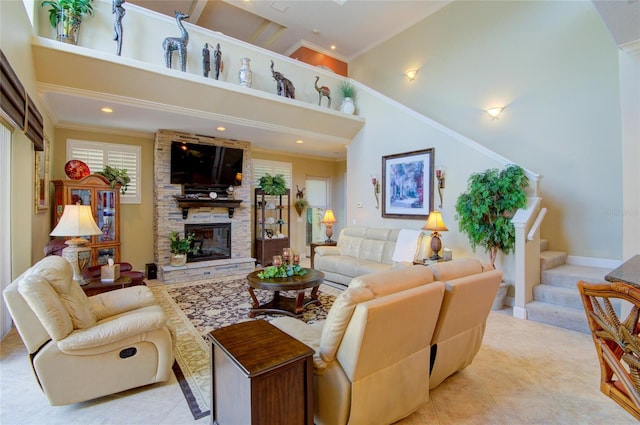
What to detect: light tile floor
<box><xmin>1</xmin><ymin>308</ymin><xmax>636</xmax><ymax>424</ymax></box>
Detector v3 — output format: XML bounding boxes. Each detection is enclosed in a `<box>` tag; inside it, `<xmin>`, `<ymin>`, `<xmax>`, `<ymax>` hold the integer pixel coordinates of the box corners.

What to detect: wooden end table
<box><xmin>246</xmin><ymin>268</ymin><xmax>324</xmax><ymax>318</ymax></box>
<box><xmin>81</xmin><ymin>276</ymin><xmax>143</xmax><ymax>296</ymax></box>
<box><xmin>208</xmin><ymin>320</ymin><xmax>314</xmax><ymax>425</ymax></box>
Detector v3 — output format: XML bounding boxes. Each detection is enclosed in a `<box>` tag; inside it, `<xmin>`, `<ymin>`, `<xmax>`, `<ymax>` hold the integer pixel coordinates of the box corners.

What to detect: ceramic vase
<box><xmin>170</xmin><ymin>253</ymin><xmax>187</xmax><ymax>267</ymax></box>
<box><xmin>340</xmin><ymin>97</ymin><xmax>355</xmax><ymax>114</ymax></box>
<box><xmin>238</xmin><ymin>57</ymin><xmax>253</xmax><ymax>88</ymax></box>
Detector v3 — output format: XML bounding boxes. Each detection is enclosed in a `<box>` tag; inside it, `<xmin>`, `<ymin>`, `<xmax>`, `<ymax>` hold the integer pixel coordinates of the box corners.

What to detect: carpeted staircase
<box><xmin>525</xmin><ymin>240</ymin><xmax>611</xmax><ymax>334</ymax></box>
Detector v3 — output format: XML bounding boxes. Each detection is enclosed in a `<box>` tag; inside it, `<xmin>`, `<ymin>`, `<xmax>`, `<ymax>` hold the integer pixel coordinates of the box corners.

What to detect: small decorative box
<box><xmin>101</xmin><ymin>263</ymin><xmax>120</xmax><ymax>282</ymax></box>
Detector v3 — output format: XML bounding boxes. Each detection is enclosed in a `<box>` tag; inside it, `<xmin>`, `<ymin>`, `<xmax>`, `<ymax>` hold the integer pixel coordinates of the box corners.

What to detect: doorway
<box><xmin>304</xmin><ymin>177</ymin><xmax>330</xmax><ymax>256</ymax></box>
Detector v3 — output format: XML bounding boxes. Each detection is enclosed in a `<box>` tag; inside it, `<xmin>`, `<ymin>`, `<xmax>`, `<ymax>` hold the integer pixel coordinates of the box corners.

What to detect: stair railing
<box><xmin>511</xmin><ymin>197</ymin><xmax>545</xmax><ymax>319</ymax></box>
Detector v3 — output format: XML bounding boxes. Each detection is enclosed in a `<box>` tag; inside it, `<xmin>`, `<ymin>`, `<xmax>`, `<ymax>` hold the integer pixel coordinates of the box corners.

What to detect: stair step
<box><xmin>533</xmin><ymin>284</ymin><xmax>584</xmax><ymax>309</ymax></box>
<box><xmin>541</xmin><ymin>264</ymin><xmax>609</xmax><ymax>288</ymax></box>
<box><xmin>540</xmin><ymin>250</ymin><xmax>567</xmax><ymax>270</ymax></box>
<box><xmin>540</xmin><ymin>239</ymin><xmax>549</xmax><ymax>252</ymax></box>
<box><xmin>526</xmin><ymin>301</ymin><xmax>590</xmax><ymax>334</ymax></box>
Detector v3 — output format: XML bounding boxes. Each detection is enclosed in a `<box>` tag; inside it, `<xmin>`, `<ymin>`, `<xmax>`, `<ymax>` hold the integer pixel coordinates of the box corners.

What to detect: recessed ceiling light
<box><xmin>296</xmin><ymin>140</ymin><xmax>304</xmax><ymax>144</ymax></box>
<box><xmin>312</xmin><ymin>29</ymin><xmax>319</xmax><ymax>35</ymax></box>
<box><xmin>330</xmin><ymin>45</ymin><xmax>336</xmax><ymax>50</ymax></box>
<box><xmin>101</xmin><ymin>107</ymin><xmax>113</xmax><ymax>113</ymax></box>
<box><xmin>217</xmin><ymin>126</ymin><xmax>226</xmax><ymax>131</ymax></box>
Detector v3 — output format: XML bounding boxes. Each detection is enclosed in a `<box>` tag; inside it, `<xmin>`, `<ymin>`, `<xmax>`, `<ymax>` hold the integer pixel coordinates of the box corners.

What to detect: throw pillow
<box><xmin>392</xmin><ymin>229</ymin><xmax>423</xmax><ymax>263</ymax></box>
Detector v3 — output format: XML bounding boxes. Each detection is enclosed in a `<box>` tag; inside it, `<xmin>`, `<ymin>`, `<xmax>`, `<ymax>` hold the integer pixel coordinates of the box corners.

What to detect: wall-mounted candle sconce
<box><xmin>485</xmin><ymin>106</ymin><xmax>504</xmax><ymax>120</ymax></box>
<box><xmin>371</xmin><ymin>175</ymin><xmax>380</xmax><ymax>209</ymax></box>
<box><xmin>405</xmin><ymin>69</ymin><xmax>419</xmax><ymax>82</ymax></box>
<box><xmin>435</xmin><ymin>167</ymin><xmax>446</xmax><ymax>208</ymax></box>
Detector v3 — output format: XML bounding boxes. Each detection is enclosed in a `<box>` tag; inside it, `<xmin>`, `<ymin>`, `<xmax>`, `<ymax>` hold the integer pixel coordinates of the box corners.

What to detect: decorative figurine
<box><xmin>162</xmin><ymin>11</ymin><xmax>189</xmax><ymax>72</ymax></box>
<box><xmin>238</xmin><ymin>57</ymin><xmax>252</xmax><ymax>87</ymax></box>
<box><xmin>270</xmin><ymin>60</ymin><xmax>295</xmax><ymax>99</ymax></box>
<box><xmin>202</xmin><ymin>42</ymin><xmax>210</xmax><ymax>77</ymax></box>
<box><xmin>314</xmin><ymin>76</ymin><xmax>331</xmax><ymax>108</ymax></box>
<box><xmin>112</xmin><ymin>0</ymin><xmax>125</xmax><ymax>56</ymax></box>
<box><xmin>213</xmin><ymin>43</ymin><xmax>222</xmax><ymax>80</ymax></box>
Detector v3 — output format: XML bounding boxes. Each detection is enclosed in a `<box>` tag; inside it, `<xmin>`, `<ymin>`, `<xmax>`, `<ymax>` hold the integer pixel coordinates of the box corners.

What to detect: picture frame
<box><xmin>382</xmin><ymin>148</ymin><xmax>434</xmax><ymax>219</ymax></box>
<box><xmin>34</xmin><ymin>136</ymin><xmax>50</xmax><ymax>214</ymax></box>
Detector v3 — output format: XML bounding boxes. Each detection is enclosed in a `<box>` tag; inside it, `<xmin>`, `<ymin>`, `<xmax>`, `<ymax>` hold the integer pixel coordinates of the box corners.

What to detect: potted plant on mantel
<box><xmin>41</xmin><ymin>0</ymin><xmax>94</xmax><ymax>45</ymax></box>
<box><xmin>169</xmin><ymin>231</ymin><xmax>195</xmax><ymax>267</ymax></box>
<box><xmin>95</xmin><ymin>165</ymin><xmax>130</xmax><ymax>195</ymax></box>
<box><xmin>455</xmin><ymin>164</ymin><xmax>529</xmax><ymax>309</ymax></box>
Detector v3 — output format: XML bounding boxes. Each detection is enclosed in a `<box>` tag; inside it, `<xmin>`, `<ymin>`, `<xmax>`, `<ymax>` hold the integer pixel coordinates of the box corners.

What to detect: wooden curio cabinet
<box><xmin>52</xmin><ymin>174</ymin><xmax>121</xmax><ymax>266</ymax></box>
<box><xmin>254</xmin><ymin>188</ymin><xmax>290</xmax><ymax>266</ymax></box>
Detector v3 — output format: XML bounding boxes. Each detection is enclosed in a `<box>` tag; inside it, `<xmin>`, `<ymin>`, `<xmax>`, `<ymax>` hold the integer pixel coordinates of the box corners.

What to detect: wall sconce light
<box><xmin>405</xmin><ymin>69</ymin><xmax>419</xmax><ymax>82</ymax></box>
<box><xmin>485</xmin><ymin>106</ymin><xmax>504</xmax><ymax>120</ymax></box>
<box><xmin>435</xmin><ymin>167</ymin><xmax>446</xmax><ymax>208</ymax></box>
<box><xmin>371</xmin><ymin>175</ymin><xmax>380</xmax><ymax>209</ymax></box>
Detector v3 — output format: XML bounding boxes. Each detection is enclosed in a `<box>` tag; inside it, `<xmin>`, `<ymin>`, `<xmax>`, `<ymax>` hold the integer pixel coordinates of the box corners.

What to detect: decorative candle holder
<box><xmin>293</xmin><ymin>253</ymin><xmax>300</xmax><ymax>265</ymax></box>
<box><xmin>283</xmin><ymin>247</ymin><xmax>291</xmax><ymax>264</ymax></box>
<box><xmin>272</xmin><ymin>255</ymin><xmax>282</xmax><ymax>267</ymax></box>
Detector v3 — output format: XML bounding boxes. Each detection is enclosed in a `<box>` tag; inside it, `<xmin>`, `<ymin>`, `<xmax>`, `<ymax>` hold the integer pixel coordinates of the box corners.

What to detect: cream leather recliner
<box><xmin>272</xmin><ymin>266</ymin><xmax>445</xmax><ymax>425</ymax></box>
<box><xmin>3</xmin><ymin>256</ymin><xmax>174</xmax><ymax>406</ymax></box>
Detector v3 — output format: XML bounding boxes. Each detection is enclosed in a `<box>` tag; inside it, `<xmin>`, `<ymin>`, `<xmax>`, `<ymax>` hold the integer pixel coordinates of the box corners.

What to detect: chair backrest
<box><xmin>578</xmin><ymin>280</ymin><xmax>640</xmax><ymax>421</ymax></box>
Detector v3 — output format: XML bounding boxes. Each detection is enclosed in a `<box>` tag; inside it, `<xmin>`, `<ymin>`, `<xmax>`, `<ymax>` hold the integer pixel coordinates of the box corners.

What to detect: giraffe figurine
<box><xmin>162</xmin><ymin>11</ymin><xmax>189</xmax><ymax>72</ymax></box>
<box><xmin>314</xmin><ymin>76</ymin><xmax>331</xmax><ymax>108</ymax></box>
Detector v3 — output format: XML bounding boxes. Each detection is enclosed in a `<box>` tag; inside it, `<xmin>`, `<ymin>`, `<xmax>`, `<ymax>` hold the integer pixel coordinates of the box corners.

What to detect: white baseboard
<box><xmin>512</xmin><ymin>306</ymin><xmax>528</xmax><ymax>320</ymax></box>
<box><xmin>566</xmin><ymin>256</ymin><xmax>621</xmax><ymax>269</ymax></box>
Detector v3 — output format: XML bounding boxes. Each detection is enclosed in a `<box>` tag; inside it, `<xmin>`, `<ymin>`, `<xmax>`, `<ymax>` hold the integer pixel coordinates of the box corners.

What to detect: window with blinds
<box><xmin>67</xmin><ymin>139</ymin><xmax>141</xmax><ymax>204</ymax></box>
<box><xmin>252</xmin><ymin>159</ymin><xmax>292</xmax><ymax>189</ymax></box>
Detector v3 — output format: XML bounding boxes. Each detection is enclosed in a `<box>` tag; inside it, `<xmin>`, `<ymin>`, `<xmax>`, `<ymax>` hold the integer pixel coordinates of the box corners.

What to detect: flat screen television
<box><xmin>170</xmin><ymin>141</ymin><xmax>243</xmax><ymax>188</ymax></box>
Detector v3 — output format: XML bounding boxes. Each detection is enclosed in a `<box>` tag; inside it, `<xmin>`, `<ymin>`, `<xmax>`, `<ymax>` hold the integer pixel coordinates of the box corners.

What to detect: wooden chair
<box><xmin>577</xmin><ymin>280</ymin><xmax>640</xmax><ymax>420</ymax></box>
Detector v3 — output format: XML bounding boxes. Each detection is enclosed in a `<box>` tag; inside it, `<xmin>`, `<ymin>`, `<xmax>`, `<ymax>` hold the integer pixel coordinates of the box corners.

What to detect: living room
<box><xmin>1</xmin><ymin>0</ymin><xmax>639</xmax><ymax>423</ymax></box>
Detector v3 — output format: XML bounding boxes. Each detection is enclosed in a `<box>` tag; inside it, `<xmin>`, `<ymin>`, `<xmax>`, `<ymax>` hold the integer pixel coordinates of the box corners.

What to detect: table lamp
<box><xmin>321</xmin><ymin>209</ymin><xmax>337</xmax><ymax>243</ymax></box>
<box><xmin>50</xmin><ymin>204</ymin><xmax>102</xmax><ymax>285</ymax></box>
<box><xmin>422</xmin><ymin>211</ymin><xmax>448</xmax><ymax>260</ymax></box>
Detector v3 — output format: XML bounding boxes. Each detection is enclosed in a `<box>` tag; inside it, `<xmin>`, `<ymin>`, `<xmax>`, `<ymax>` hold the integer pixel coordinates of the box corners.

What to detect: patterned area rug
<box><xmin>150</xmin><ymin>276</ymin><xmax>340</xmax><ymax>420</ymax></box>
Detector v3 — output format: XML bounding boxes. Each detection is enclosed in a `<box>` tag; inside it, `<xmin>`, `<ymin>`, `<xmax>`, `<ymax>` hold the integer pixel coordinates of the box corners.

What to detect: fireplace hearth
<box><xmin>185</xmin><ymin>223</ymin><xmax>231</xmax><ymax>262</ymax></box>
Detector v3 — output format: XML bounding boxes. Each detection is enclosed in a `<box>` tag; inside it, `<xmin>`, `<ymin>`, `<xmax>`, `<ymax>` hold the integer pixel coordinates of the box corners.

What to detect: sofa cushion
<box><xmin>316</xmin><ymin>255</ymin><xmax>361</xmax><ymax>278</ymax></box>
<box><xmin>363</xmin><ymin>227</ymin><xmax>391</xmax><ymax>241</ymax></box>
<box><xmin>358</xmin><ymin>239</ymin><xmax>386</xmax><ymax>263</ymax></box>
<box><xmin>348</xmin><ymin>265</ymin><xmax>435</xmax><ymax>296</ymax></box>
<box><xmin>338</xmin><ymin>235</ymin><xmax>364</xmax><ymax>258</ymax></box>
<box><xmin>429</xmin><ymin>258</ymin><xmax>488</xmax><ymax>281</ymax></box>
<box><xmin>356</xmin><ymin>261</ymin><xmax>395</xmax><ymax>277</ymax></box>
<box><xmin>318</xmin><ymin>287</ymin><xmax>374</xmax><ymax>367</ymax></box>
<box><xmin>18</xmin><ymin>271</ymin><xmax>74</xmax><ymax>341</ymax></box>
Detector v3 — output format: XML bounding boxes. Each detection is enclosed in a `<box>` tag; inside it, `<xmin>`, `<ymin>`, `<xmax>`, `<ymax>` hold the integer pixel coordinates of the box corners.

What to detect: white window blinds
<box><xmin>67</xmin><ymin>139</ymin><xmax>141</xmax><ymax>204</ymax></box>
<box><xmin>252</xmin><ymin>159</ymin><xmax>292</xmax><ymax>189</ymax></box>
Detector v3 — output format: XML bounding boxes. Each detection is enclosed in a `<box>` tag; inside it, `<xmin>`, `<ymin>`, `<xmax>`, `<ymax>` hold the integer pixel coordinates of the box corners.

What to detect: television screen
<box><xmin>170</xmin><ymin>141</ymin><xmax>243</xmax><ymax>187</ymax></box>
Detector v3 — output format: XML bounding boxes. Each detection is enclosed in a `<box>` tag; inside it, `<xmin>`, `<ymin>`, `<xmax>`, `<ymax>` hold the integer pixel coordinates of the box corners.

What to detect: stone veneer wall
<box><xmin>154</xmin><ymin>130</ymin><xmax>254</xmax><ymax>283</ymax></box>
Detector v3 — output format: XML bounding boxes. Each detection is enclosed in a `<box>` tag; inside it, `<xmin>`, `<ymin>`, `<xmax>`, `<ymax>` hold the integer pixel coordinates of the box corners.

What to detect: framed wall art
<box><xmin>382</xmin><ymin>148</ymin><xmax>434</xmax><ymax>219</ymax></box>
<box><xmin>34</xmin><ymin>136</ymin><xmax>50</xmax><ymax>214</ymax></box>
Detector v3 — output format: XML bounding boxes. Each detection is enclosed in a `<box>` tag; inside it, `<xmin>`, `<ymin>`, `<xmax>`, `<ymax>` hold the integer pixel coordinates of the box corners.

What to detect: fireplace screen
<box><xmin>184</xmin><ymin>223</ymin><xmax>231</xmax><ymax>262</ymax></box>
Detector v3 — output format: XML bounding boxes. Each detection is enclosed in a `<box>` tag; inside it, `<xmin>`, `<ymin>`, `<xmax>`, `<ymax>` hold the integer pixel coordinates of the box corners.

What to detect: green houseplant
<box><xmin>338</xmin><ymin>81</ymin><xmax>356</xmax><ymax>114</ymax></box>
<box><xmin>454</xmin><ymin>164</ymin><xmax>529</xmax><ymax>266</ymax></box>
<box><xmin>259</xmin><ymin>173</ymin><xmax>287</xmax><ymax>196</ymax></box>
<box><xmin>41</xmin><ymin>0</ymin><xmax>94</xmax><ymax>44</ymax></box>
<box><xmin>96</xmin><ymin>165</ymin><xmax>130</xmax><ymax>195</ymax></box>
<box><xmin>294</xmin><ymin>199</ymin><xmax>309</xmax><ymax>216</ymax></box>
<box><xmin>169</xmin><ymin>231</ymin><xmax>195</xmax><ymax>266</ymax></box>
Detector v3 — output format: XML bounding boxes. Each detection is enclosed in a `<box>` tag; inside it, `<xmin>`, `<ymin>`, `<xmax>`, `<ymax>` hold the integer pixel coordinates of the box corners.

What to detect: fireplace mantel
<box><xmin>173</xmin><ymin>196</ymin><xmax>243</xmax><ymax>219</ymax></box>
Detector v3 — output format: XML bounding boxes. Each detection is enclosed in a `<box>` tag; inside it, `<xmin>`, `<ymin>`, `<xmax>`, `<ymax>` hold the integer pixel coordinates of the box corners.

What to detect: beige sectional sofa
<box><xmin>272</xmin><ymin>257</ymin><xmax>502</xmax><ymax>425</ymax></box>
<box><xmin>314</xmin><ymin>226</ymin><xmax>423</xmax><ymax>286</ymax></box>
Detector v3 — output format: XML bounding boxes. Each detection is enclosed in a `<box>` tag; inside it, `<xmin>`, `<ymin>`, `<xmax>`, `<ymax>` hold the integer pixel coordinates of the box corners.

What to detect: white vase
<box><xmin>170</xmin><ymin>253</ymin><xmax>187</xmax><ymax>267</ymax></box>
<box><xmin>238</xmin><ymin>57</ymin><xmax>252</xmax><ymax>88</ymax></box>
<box><xmin>340</xmin><ymin>97</ymin><xmax>355</xmax><ymax>114</ymax></box>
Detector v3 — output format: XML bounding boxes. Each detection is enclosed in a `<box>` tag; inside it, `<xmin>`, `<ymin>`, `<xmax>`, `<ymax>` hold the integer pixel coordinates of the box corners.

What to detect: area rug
<box><xmin>150</xmin><ymin>276</ymin><xmax>340</xmax><ymax>420</ymax></box>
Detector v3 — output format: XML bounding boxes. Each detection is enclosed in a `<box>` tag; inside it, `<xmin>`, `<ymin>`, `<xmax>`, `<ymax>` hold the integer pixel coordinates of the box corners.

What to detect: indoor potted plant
<box><xmin>258</xmin><ymin>173</ymin><xmax>287</xmax><ymax>196</ymax></box>
<box><xmin>454</xmin><ymin>164</ymin><xmax>529</xmax><ymax>267</ymax></box>
<box><xmin>95</xmin><ymin>165</ymin><xmax>130</xmax><ymax>195</ymax></box>
<box><xmin>294</xmin><ymin>198</ymin><xmax>309</xmax><ymax>217</ymax></box>
<box><xmin>169</xmin><ymin>231</ymin><xmax>195</xmax><ymax>266</ymax></box>
<box><xmin>338</xmin><ymin>80</ymin><xmax>356</xmax><ymax>114</ymax></box>
<box><xmin>41</xmin><ymin>0</ymin><xmax>94</xmax><ymax>45</ymax></box>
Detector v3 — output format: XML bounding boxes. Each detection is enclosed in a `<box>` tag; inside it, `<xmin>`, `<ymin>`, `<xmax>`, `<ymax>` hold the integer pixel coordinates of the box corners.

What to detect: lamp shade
<box><xmin>321</xmin><ymin>209</ymin><xmax>337</xmax><ymax>224</ymax></box>
<box><xmin>50</xmin><ymin>205</ymin><xmax>102</xmax><ymax>237</ymax></box>
<box><xmin>422</xmin><ymin>211</ymin><xmax>448</xmax><ymax>232</ymax></box>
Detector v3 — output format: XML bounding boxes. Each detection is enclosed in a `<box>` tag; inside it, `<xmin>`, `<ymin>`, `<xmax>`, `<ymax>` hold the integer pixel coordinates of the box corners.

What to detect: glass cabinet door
<box><xmin>70</xmin><ymin>189</ymin><xmax>91</xmax><ymax>206</ymax></box>
<box><xmin>96</xmin><ymin>190</ymin><xmax>117</xmax><ymax>243</ymax></box>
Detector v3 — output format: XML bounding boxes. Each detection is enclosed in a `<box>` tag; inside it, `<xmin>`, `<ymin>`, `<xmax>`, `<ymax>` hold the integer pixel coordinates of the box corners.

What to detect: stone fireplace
<box><xmin>185</xmin><ymin>223</ymin><xmax>231</xmax><ymax>262</ymax></box>
<box><xmin>153</xmin><ymin>130</ymin><xmax>255</xmax><ymax>284</ymax></box>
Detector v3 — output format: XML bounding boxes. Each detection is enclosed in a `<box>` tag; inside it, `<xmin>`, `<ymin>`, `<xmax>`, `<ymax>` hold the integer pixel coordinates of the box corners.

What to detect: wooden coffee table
<box><xmin>246</xmin><ymin>268</ymin><xmax>325</xmax><ymax>317</ymax></box>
